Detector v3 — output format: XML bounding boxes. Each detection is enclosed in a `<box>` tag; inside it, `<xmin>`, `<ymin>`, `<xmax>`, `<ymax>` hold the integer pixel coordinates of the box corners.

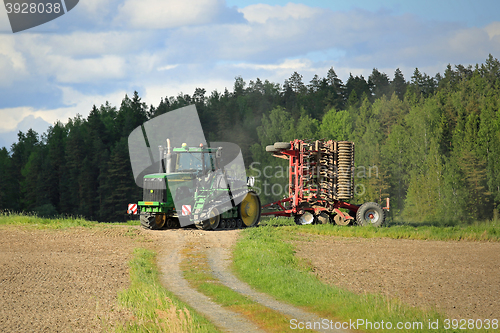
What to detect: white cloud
<box><xmin>238</xmin><ymin>3</ymin><xmax>323</xmax><ymax>24</ymax></box>
<box><xmin>114</xmin><ymin>0</ymin><xmax>241</xmax><ymax>29</ymax></box>
<box><xmin>157</xmin><ymin>64</ymin><xmax>179</xmax><ymax>71</ymax></box>
<box><xmin>78</xmin><ymin>0</ymin><xmax>120</xmax><ymax>16</ymax></box>
<box><xmin>0</xmin><ymin>36</ymin><xmax>28</xmax><ymax>86</ymax></box>
<box><xmin>25</xmin><ymin>31</ymin><xmax>148</xmax><ymax>57</ymax></box>
<box><xmin>0</xmin><ymin>106</ymin><xmax>36</xmax><ymax>133</ymax></box>
<box><xmin>485</xmin><ymin>22</ymin><xmax>500</xmax><ymax>39</ymax></box>
<box><xmin>446</xmin><ymin>28</ymin><xmax>491</xmax><ymax>59</ymax></box>
<box><xmin>53</xmin><ymin>55</ymin><xmax>126</xmax><ymax>83</ymax></box>
<box><xmin>234</xmin><ymin>58</ymin><xmax>312</xmax><ymax>71</ymax></box>
<box><xmin>0</xmin><ymin>86</ymin><xmax>127</xmax><ymax>133</ymax></box>
<box><xmin>17</xmin><ymin>52</ymin><xmax>127</xmax><ymax>84</ymax></box>
<box><xmin>0</xmin><ymin>32</ymin><xmax>150</xmax><ymax>85</ymax></box>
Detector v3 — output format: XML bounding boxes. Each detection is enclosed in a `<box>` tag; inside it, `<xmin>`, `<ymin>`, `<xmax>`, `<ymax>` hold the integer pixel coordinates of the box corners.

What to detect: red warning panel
<box><xmin>127</xmin><ymin>203</ymin><xmax>138</xmax><ymax>214</ymax></box>
<box><xmin>181</xmin><ymin>205</ymin><xmax>191</xmax><ymax>216</ymax></box>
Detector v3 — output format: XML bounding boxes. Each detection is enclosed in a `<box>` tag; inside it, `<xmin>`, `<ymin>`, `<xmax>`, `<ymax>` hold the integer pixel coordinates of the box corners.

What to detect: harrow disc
<box><xmin>334</xmin><ymin>214</ymin><xmax>350</xmax><ymax>226</ymax></box>
<box><xmin>317</xmin><ymin>212</ymin><xmax>330</xmax><ymax>224</ymax></box>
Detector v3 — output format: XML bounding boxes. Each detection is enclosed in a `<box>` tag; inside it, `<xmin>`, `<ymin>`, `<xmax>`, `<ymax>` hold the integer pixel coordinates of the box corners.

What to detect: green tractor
<box><xmin>139</xmin><ymin>140</ymin><xmax>261</xmax><ymax>230</ymax></box>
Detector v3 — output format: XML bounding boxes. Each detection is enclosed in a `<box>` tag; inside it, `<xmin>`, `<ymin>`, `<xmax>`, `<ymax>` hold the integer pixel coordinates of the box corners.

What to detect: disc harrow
<box><xmin>261</xmin><ymin>139</ymin><xmax>388</xmax><ymax>227</ymax></box>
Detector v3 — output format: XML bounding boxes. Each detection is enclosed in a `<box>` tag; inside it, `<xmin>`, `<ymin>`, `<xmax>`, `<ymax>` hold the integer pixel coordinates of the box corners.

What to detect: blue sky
<box><xmin>1</xmin><ymin>0</ymin><xmax>499</xmax><ymax>149</ymax></box>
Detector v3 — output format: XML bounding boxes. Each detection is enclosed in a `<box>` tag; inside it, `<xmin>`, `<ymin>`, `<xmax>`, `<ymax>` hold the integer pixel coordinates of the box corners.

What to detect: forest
<box><xmin>1</xmin><ymin>55</ymin><xmax>499</xmax><ymax>223</ymax></box>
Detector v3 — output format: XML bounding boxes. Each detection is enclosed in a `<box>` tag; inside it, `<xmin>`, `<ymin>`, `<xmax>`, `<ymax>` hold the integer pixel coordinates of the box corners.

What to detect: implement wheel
<box><xmin>266</xmin><ymin>145</ymin><xmax>278</xmax><ymax>152</ymax></box>
<box><xmin>356</xmin><ymin>202</ymin><xmax>385</xmax><ymax>227</ymax></box>
<box><xmin>239</xmin><ymin>191</ymin><xmax>261</xmax><ymax>227</ymax></box>
<box><xmin>140</xmin><ymin>213</ymin><xmax>165</xmax><ymax>230</ymax></box>
<box><xmin>274</xmin><ymin>142</ymin><xmax>292</xmax><ymax>150</ymax></box>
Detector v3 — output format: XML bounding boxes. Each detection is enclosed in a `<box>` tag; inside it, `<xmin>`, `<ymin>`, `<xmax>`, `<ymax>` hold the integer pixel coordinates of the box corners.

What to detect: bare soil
<box><xmin>2</xmin><ymin>224</ymin><xmax>499</xmax><ymax>332</ymax></box>
<box><xmin>0</xmin><ymin>226</ymin><xmax>149</xmax><ymax>332</ymax></box>
<box><xmin>294</xmin><ymin>235</ymin><xmax>500</xmax><ymax>320</ymax></box>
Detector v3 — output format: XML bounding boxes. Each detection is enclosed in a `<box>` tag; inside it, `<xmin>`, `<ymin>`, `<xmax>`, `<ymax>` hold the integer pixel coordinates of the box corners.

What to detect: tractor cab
<box><xmin>170</xmin><ymin>144</ymin><xmax>218</xmax><ymax>176</ymax></box>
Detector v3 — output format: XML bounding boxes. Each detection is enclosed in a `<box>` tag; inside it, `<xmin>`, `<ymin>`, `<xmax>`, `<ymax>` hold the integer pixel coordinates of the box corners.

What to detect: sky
<box><xmin>1</xmin><ymin>0</ymin><xmax>500</xmax><ymax>149</ymax></box>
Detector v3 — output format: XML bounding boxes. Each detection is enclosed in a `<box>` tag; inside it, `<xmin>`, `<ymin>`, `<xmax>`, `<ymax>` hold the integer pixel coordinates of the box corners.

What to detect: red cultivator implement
<box><xmin>262</xmin><ymin>139</ymin><xmax>388</xmax><ymax>226</ymax></box>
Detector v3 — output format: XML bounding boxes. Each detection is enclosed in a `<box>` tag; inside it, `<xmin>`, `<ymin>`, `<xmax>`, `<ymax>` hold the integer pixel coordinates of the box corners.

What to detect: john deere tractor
<box><xmin>139</xmin><ymin>140</ymin><xmax>261</xmax><ymax>230</ymax></box>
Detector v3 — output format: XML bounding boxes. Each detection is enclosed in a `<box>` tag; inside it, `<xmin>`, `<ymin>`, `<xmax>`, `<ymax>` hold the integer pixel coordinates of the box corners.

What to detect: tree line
<box><xmin>1</xmin><ymin>55</ymin><xmax>499</xmax><ymax>222</ymax></box>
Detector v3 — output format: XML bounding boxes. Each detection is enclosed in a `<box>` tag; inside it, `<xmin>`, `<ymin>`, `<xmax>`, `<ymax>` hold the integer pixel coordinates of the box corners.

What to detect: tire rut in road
<box><xmin>206</xmin><ymin>244</ymin><xmax>348</xmax><ymax>333</ymax></box>
<box><xmin>156</xmin><ymin>230</ymin><xmax>265</xmax><ymax>333</ymax></box>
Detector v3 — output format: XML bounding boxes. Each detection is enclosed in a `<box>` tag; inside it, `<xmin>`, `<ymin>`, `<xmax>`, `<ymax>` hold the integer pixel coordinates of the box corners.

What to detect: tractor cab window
<box><xmin>176</xmin><ymin>152</ymin><xmax>215</xmax><ymax>173</ymax></box>
<box><xmin>177</xmin><ymin>153</ymin><xmax>203</xmax><ymax>171</ymax></box>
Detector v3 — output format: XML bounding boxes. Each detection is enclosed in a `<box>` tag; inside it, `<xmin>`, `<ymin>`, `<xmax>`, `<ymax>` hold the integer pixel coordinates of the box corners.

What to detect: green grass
<box><xmin>259</xmin><ymin>216</ymin><xmax>500</xmax><ymax>241</ymax></box>
<box><xmin>0</xmin><ymin>211</ymin><xmax>140</xmax><ymax>229</ymax></box>
<box><xmin>233</xmin><ymin>222</ymin><xmax>474</xmax><ymax>333</ymax></box>
<box><xmin>0</xmin><ymin>211</ymin><xmax>99</xmax><ymax>229</ymax></box>
<box><xmin>117</xmin><ymin>248</ymin><xmax>221</xmax><ymax>333</ymax></box>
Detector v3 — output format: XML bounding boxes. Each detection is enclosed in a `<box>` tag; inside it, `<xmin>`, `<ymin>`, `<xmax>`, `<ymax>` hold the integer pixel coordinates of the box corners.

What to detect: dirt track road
<box><xmin>1</xmin><ymin>225</ymin><xmax>499</xmax><ymax>332</ymax></box>
<box><xmin>150</xmin><ymin>228</ymin><xmax>343</xmax><ymax>333</ymax></box>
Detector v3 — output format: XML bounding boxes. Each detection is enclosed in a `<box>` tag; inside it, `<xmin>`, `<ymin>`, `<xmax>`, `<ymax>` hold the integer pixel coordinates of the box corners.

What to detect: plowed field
<box><xmin>1</xmin><ymin>225</ymin><xmax>498</xmax><ymax>332</ymax></box>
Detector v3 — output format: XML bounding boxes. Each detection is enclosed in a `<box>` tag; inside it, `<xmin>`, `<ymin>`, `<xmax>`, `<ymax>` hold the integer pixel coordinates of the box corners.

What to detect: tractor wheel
<box><xmin>230</xmin><ymin>219</ymin><xmax>236</xmax><ymax>228</ymax></box>
<box><xmin>236</xmin><ymin>219</ymin><xmax>243</xmax><ymax>228</ymax></box>
<box><xmin>356</xmin><ymin>202</ymin><xmax>385</xmax><ymax>227</ymax></box>
<box><xmin>195</xmin><ymin>207</ymin><xmax>220</xmax><ymax>230</ymax></box>
<box><xmin>317</xmin><ymin>212</ymin><xmax>330</xmax><ymax>224</ymax></box>
<box><xmin>208</xmin><ymin>207</ymin><xmax>220</xmax><ymax>230</ymax></box>
<box><xmin>219</xmin><ymin>220</ymin><xmax>226</xmax><ymax>229</ymax></box>
<box><xmin>274</xmin><ymin>142</ymin><xmax>292</xmax><ymax>150</ymax></box>
<box><xmin>140</xmin><ymin>213</ymin><xmax>165</xmax><ymax>230</ymax></box>
<box><xmin>239</xmin><ymin>191</ymin><xmax>261</xmax><ymax>227</ymax></box>
<box><xmin>266</xmin><ymin>145</ymin><xmax>278</xmax><ymax>152</ymax></box>
<box><xmin>166</xmin><ymin>218</ymin><xmax>176</xmax><ymax>229</ymax></box>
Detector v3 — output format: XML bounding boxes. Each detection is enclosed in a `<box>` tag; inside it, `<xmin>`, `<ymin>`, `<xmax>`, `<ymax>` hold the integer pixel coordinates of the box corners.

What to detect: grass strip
<box><xmin>0</xmin><ymin>211</ymin><xmax>139</xmax><ymax>229</ymax></box>
<box><xmin>117</xmin><ymin>248</ymin><xmax>221</xmax><ymax>333</ymax></box>
<box><xmin>233</xmin><ymin>224</ymin><xmax>467</xmax><ymax>333</ymax></box>
<box><xmin>260</xmin><ymin>217</ymin><xmax>500</xmax><ymax>242</ymax></box>
<box><xmin>180</xmin><ymin>243</ymin><xmax>315</xmax><ymax>333</ymax></box>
